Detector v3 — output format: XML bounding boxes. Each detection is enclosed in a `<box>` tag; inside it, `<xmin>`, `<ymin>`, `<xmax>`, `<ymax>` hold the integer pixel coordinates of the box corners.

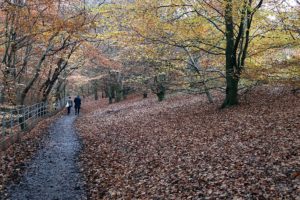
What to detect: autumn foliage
<box><xmin>0</xmin><ymin>0</ymin><xmax>299</xmax><ymax>199</ymax></box>
<box><xmin>0</xmin><ymin>0</ymin><xmax>96</xmax><ymax>105</ymax></box>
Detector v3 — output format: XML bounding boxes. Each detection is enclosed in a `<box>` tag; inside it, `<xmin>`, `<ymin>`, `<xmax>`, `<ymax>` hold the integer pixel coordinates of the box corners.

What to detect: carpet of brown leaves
<box><xmin>0</xmin><ymin>112</ymin><xmax>63</xmax><ymax>194</ymax></box>
<box><xmin>76</xmin><ymin>86</ymin><xmax>300</xmax><ymax>199</ymax></box>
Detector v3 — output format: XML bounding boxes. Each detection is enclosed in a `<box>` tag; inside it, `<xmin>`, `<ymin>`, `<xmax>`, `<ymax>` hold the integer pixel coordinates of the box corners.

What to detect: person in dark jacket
<box><xmin>74</xmin><ymin>95</ymin><xmax>81</xmax><ymax>115</ymax></box>
<box><xmin>66</xmin><ymin>96</ymin><xmax>73</xmax><ymax>115</ymax></box>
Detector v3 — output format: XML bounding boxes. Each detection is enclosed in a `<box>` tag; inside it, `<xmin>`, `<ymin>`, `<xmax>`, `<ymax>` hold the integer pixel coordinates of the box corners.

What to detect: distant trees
<box><xmin>105</xmin><ymin>71</ymin><xmax>123</xmax><ymax>103</ymax></box>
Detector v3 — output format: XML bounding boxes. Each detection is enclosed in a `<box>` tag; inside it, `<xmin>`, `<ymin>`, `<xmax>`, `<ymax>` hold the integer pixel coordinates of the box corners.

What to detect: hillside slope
<box><xmin>76</xmin><ymin>87</ymin><xmax>300</xmax><ymax>199</ymax></box>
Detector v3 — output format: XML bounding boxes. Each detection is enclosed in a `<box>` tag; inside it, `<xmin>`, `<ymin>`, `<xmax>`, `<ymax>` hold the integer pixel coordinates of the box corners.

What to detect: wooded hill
<box><xmin>0</xmin><ymin>0</ymin><xmax>299</xmax><ymax>108</ymax></box>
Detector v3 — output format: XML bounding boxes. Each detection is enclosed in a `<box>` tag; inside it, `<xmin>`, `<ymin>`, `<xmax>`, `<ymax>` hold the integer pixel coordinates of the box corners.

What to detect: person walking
<box><xmin>74</xmin><ymin>95</ymin><xmax>81</xmax><ymax>115</ymax></box>
<box><xmin>66</xmin><ymin>96</ymin><xmax>73</xmax><ymax>115</ymax></box>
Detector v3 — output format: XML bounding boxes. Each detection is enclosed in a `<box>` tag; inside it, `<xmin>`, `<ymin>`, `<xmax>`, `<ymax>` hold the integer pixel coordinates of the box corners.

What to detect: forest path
<box><xmin>5</xmin><ymin>115</ymin><xmax>86</xmax><ymax>200</ymax></box>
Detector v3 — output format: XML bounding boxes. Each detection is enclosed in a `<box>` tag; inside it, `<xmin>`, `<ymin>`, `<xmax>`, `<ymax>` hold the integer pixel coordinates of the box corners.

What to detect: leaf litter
<box><xmin>67</xmin><ymin>87</ymin><xmax>300</xmax><ymax>199</ymax></box>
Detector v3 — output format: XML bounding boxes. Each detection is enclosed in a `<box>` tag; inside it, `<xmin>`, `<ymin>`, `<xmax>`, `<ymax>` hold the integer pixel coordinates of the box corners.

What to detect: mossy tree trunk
<box><xmin>222</xmin><ymin>0</ymin><xmax>239</xmax><ymax>108</ymax></box>
<box><xmin>221</xmin><ymin>0</ymin><xmax>263</xmax><ymax>108</ymax></box>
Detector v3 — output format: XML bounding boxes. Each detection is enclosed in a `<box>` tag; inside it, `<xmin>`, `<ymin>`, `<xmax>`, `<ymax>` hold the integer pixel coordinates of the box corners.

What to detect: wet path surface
<box><xmin>5</xmin><ymin>116</ymin><xmax>86</xmax><ymax>200</ymax></box>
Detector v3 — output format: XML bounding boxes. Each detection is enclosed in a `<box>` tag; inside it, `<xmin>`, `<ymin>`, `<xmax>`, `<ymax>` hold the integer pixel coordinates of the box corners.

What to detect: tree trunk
<box><xmin>108</xmin><ymin>85</ymin><xmax>113</xmax><ymax>104</ymax></box>
<box><xmin>19</xmin><ymin>55</ymin><xmax>46</xmax><ymax>105</ymax></box>
<box><xmin>222</xmin><ymin>0</ymin><xmax>239</xmax><ymax>108</ymax></box>
<box><xmin>222</xmin><ymin>75</ymin><xmax>239</xmax><ymax>108</ymax></box>
<box><xmin>94</xmin><ymin>87</ymin><xmax>98</xmax><ymax>100</ymax></box>
<box><xmin>18</xmin><ymin>34</ymin><xmax>56</xmax><ymax>105</ymax></box>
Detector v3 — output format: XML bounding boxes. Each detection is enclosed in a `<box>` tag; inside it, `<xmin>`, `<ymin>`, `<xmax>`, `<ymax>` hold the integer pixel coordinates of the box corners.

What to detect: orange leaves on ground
<box><xmin>76</xmin><ymin>87</ymin><xmax>300</xmax><ymax>199</ymax></box>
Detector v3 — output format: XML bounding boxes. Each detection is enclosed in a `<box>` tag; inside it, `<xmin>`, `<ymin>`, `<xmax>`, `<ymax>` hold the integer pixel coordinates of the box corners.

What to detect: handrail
<box><xmin>0</xmin><ymin>98</ymin><xmax>67</xmax><ymax>150</ymax></box>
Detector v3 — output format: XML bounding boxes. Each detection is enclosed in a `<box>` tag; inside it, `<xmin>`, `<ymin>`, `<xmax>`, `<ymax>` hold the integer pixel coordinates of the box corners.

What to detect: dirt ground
<box><xmin>1</xmin><ymin>115</ymin><xmax>86</xmax><ymax>200</ymax></box>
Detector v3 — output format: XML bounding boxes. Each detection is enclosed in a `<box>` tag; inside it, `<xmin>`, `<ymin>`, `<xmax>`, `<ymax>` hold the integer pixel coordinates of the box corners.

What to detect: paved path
<box><xmin>5</xmin><ymin>115</ymin><xmax>86</xmax><ymax>200</ymax></box>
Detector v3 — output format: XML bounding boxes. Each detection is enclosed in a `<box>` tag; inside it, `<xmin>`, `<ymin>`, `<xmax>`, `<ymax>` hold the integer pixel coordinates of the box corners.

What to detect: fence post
<box><xmin>27</xmin><ymin>106</ymin><xmax>29</xmax><ymax>122</ymax></box>
<box><xmin>16</xmin><ymin>108</ymin><xmax>21</xmax><ymax>142</ymax></box>
<box><xmin>36</xmin><ymin>103</ymin><xmax>39</xmax><ymax>118</ymax></box>
<box><xmin>42</xmin><ymin>102</ymin><xmax>45</xmax><ymax>116</ymax></box>
<box><xmin>19</xmin><ymin>106</ymin><xmax>26</xmax><ymax>131</ymax></box>
<box><xmin>1</xmin><ymin>113</ymin><xmax>6</xmax><ymax>150</ymax></box>
<box><xmin>10</xmin><ymin>111</ymin><xmax>13</xmax><ymax>134</ymax></box>
<box><xmin>10</xmin><ymin>111</ymin><xmax>13</xmax><ymax>143</ymax></box>
<box><xmin>44</xmin><ymin>102</ymin><xmax>47</xmax><ymax>116</ymax></box>
<box><xmin>37</xmin><ymin>104</ymin><xmax>39</xmax><ymax>118</ymax></box>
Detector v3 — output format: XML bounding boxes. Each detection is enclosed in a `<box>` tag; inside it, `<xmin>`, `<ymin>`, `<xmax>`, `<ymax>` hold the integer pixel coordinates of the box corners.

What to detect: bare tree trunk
<box><xmin>19</xmin><ymin>35</ymin><xmax>56</xmax><ymax>105</ymax></box>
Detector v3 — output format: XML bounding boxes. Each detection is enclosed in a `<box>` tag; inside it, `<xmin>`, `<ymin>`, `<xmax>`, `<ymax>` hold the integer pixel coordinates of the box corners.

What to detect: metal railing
<box><xmin>0</xmin><ymin>98</ymin><xmax>66</xmax><ymax>150</ymax></box>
